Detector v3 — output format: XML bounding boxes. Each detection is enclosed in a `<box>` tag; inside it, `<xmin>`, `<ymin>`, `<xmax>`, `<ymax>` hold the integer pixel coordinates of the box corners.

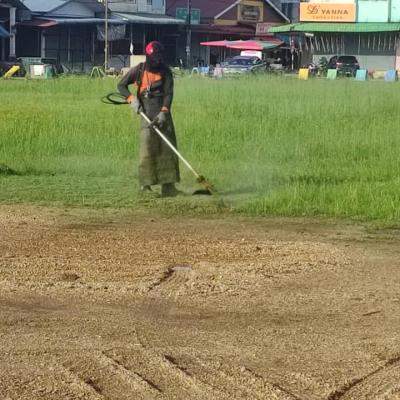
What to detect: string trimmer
<box><xmin>101</xmin><ymin>92</ymin><xmax>214</xmax><ymax>195</ymax></box>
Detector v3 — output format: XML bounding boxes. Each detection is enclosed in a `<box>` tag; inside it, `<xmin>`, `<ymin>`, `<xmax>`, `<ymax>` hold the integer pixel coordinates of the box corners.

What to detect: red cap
<box><xmin>145</xmin><ymin>42</ymin><xmax>154</xmax><ymax>55</ymax></box>
<box><xmin>145</xmin><ymin>41</ymin><xmax>164</xmax><ymax>56</ymax></box>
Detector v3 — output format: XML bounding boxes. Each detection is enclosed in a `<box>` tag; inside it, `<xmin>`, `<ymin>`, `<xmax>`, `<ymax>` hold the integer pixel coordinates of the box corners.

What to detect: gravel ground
<box><xmin>1</xmin><ymin>206</ymin><xmax>400</xmax><ymax>400</ymax></box>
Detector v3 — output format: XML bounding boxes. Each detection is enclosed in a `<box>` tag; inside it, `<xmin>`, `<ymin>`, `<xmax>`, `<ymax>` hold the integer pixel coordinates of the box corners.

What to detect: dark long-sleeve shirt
<box><xmin>117</xmin><ymin>64</ymin><xmax>174</xmax><ymax>112</ymax></box>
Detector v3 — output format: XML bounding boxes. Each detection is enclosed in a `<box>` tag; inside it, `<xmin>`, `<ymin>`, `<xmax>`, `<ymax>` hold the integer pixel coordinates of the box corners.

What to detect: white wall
<box><xmin>108</xmin><ymin>0</ymin><xmax>165</xmax><ymax>14</ymax></box>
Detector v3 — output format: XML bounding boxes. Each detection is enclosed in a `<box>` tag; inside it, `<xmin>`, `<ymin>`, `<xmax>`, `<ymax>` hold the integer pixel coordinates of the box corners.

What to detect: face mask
<box><xmin>148</xmin><ymin>53</ymin><xmax>163</xmax><ymax>68</ymax></box>
<box><xmin>145</xmin><ymin>41</ymin><xmax>165</xmax><ymax>71</ymax></box>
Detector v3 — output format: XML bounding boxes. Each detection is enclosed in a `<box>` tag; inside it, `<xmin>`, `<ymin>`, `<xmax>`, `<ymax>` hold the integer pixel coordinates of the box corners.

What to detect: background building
<box><xmin>270</xmin><ymin>0</ymin><xmax>400</xmax><ymax>70</ymax></box>
<box><xmin>1</xmin><ymin>0</ymin><xmax>291</xmax><ymax>71</ymax></box>
<box><xmin>17</xmin><ymin>0</ymin><xmax>116</xmax><ymax>72</ymax></box>
<box><xmin>167</xmin><ymin>0</ymin><xmax>289</xmax><ymax>67</ymax></box>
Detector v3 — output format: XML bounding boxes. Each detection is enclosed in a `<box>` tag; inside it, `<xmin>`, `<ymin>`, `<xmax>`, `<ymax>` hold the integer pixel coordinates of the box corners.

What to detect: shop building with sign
<box><xmin>270</xmin><ymin>0</ymin><xmax>400</xmax><ymax>70</ymax></box>
<box><xmin>166</xmin><ymin>0</ymin><xmax>289</xmax><ymax>67</ymax></box>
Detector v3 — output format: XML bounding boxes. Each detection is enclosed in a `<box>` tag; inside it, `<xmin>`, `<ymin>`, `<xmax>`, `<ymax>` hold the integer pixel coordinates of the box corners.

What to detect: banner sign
<box><xmin>300</xmin><ymin>3</ymin><xmax>356</xmax><ymax>21</ymax></box>
<box><xmin>238</xmin><ymin>5</ymin><xmax>262</xmax><ymax>22</ymax></box>
<box><xmin>97</xmin><ymin>24</ymin><xmax>126</xmax><ymax>41</ymax></box>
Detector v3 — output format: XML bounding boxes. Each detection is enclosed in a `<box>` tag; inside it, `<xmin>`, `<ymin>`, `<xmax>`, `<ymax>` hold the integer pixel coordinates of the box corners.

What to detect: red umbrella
<box><xmin>199</xmin><ymin>40</ymin><xmax>229</xmax><ymax>47</ymax></box>
<box><xmin>200</xmin><ymin>39</ymin><xmax>283</xmax><ymax>50</ymax></box>
<box><xmin>228</xmin><ymin>39</ymin><xmax>283</xmax><ymax>50</ymax></box>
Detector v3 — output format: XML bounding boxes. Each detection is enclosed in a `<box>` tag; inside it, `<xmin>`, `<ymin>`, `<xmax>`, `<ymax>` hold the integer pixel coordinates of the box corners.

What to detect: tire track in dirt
<box><xmin>166</xmin><ymin>354</ymin><xmax>300</xmax><ymax>400</ymax></box>
<box><xmin>327</xmin><ymin>355</ymin><xmax>400</xmax><ymax>400</ymax></box>
<box><xmin>0</xmin><ymin>354</ymin><xmax>107</xmax><ymax>400</ymax></box>
<box><xmin>62</xmin><ymin>350</ymin><xmax>161</xmax><ymax>400</ymax></box>
<box><xmin>242</xmin><ymin>367</ymin><xmax>305</xmax><ymax>400</ymax></box>
<box><xmin>104</xmin><ymin>346</ymin><xmax>225</xmax><ymax>399</ymax></box>
<box><xmin>57</xmin><ymin>364</ymin><xmax>106</xmax><ymax>399</ymax></box>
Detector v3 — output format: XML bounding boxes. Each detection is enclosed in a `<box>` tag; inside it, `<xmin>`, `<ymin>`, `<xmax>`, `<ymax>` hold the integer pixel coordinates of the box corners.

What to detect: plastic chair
<box><xmin>385</xmin><ymin>70</ymin><xmax>398</xmax><ymax>82</ymax></box>
<box><xmin>355</xmin><ymin>69</ymin><xmax>368</xmax><ymax>81</ymax></box>
<box><xmin>298</xmin><ymin>68</ymin><xmax>309</xmax><ymax>80</ymax></box>
<box><xmin>327</xmin><ymin>69</ymin><xmax>337</xmax><ymax>80</ymax></box>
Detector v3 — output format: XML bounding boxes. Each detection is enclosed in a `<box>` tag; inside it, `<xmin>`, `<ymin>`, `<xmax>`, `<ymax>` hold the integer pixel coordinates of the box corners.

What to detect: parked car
<box><xmin>220</xmin><ymin>57</ymin><xmax>233</xmax><ymax>67</ymax></box>
<box><xmin>221</xmin><ymin>56</ymin><xmax>267</xmax><ymax>76</ymax></box>
<box><xmin>327</xmin><ymin>55</ymin><xmax>338</xmax><ymax>70</ymax></box>
<box><xmin>328</xmin><ymin>55</ymin><xmax>360</xmax><ymax>76</ymax></box>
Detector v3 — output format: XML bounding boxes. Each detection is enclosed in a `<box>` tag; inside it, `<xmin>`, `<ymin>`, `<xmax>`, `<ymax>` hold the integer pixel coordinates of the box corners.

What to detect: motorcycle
<box><xmin>308</xmin><ymin>62</ymin><xmax>319</xmax><ymax>77</ymax></box>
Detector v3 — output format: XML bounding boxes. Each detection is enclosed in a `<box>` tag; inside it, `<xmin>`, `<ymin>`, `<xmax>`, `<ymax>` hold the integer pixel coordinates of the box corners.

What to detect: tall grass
<box><xmin>1</xmin><ymin>75</ymin><xmax>400</xmax><ymax>222</ymax></box>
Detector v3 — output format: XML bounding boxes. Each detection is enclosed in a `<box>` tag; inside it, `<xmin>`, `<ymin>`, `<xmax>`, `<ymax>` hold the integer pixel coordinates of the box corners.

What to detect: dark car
<box><xmin>330</xmin><ymin>55</ymin><xmax>360</xmax><ymax>77</ymax></box>
<box><xmin>222</xmin><ymin>56</ymin><xmax>267</xmax><ymax>76</ymax></box>
<box><xmin>327</xmin><ymin>55</ymin><xmax>338</xmax><ymax>69</ymax></box>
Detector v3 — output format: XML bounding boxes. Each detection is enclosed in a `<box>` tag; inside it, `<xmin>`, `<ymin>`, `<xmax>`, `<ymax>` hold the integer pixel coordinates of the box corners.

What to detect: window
<box><xmin>147</xmin><ymin>0</ymin><xmax>152</xmax><ymax>5</ymax></box>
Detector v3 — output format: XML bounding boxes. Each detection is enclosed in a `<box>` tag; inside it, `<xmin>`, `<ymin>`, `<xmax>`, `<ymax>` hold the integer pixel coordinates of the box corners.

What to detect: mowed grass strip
<box><xmin>1</xmin><ymin>75</ymin><xmax>400</xmax><ymax>221</ymax></box>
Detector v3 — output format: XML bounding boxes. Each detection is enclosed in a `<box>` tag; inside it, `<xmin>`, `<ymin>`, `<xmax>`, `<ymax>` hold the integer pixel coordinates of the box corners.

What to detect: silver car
<box><xmin>222</xmin><ymin>56</ymin><xmax>267</xmax><ymax>76</ymax></box>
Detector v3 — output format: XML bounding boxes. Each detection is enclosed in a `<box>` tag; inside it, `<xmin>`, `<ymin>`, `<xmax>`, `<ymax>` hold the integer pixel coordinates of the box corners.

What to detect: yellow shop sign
<box><xmin>300</xmin><ymin>3</ymin><xmax>356</xmax><ymax>22</ymax></box>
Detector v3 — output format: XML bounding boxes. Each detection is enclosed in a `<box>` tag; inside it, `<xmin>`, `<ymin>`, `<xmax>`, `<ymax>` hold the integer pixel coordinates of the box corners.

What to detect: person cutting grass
<box><xmin>118</xmin><ymin>41</ymin><xmax>180</xmax><ymax>197</ymax></box>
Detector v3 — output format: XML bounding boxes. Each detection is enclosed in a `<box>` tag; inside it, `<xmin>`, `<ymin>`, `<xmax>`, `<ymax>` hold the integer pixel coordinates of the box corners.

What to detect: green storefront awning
<box><xmin>114</xmin><ymin>12</ymin><xmax>185</xmax><ymax>25</ymax></box>
<box><xmin>269</xmin><ymin>22</ymin><xmax>400</xmax><ymax>33</ymax></box>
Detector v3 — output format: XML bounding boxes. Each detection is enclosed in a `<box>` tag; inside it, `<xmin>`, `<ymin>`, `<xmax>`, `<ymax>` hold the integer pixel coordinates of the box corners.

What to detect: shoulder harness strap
<box><xmin>135</xmin><ymin>62</ymin><xmax>145</xmax><ymax>91</ymax></box>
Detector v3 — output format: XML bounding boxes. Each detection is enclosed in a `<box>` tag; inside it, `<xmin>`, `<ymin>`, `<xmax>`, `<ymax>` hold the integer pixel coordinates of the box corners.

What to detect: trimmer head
<box><xmin>192</xmin><ymin>175</ymin><xmax>214</xmax><ymax>196</ymax></box>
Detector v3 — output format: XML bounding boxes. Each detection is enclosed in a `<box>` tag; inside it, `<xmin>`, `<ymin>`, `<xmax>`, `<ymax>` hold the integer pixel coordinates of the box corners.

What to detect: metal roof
<box><xmin>21</xmin><ymin>0</ymin><xmax>66</xmax><ymax>13</ymax></box>
<box><xmin>36</xmin><ymin>16</ymin><xmax>125</xmax><ymax>25</ymax></box>
<box><xmin>114</xmin><ymin>12</ymin><xmax>185</xmax><ymax>25</ymax></box>
<box><xmin>269</xmin><ymin>22</ymin><xmax>400</xmax><ymax>33</ymax></box>
<box><xmin>0</xmin><ymin>0</ymin><xmax>29</xmax><ymax>9</ymax></box>
<box><xmin>21</xmin><ymin>0</ymin><xmax>103</xmax><ymax>14</ymax></box>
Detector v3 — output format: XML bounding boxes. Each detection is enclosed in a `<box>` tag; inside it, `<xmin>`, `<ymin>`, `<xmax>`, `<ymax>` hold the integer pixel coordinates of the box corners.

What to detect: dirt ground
<box><xmin>1</xmin><ymin>206</ymin><xmax>400</xmax><ymax>400</ymax></box>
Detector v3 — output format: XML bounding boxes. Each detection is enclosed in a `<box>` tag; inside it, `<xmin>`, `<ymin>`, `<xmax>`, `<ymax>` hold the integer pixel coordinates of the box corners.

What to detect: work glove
<box><xmin>129</xmin><ymin>96</ymin><xmax>142</xmax><ymax>114</ymax></box>
<box><xmin>154</xmin><ymin>111</ymin><xmax>167</xmax><ymax>128</ymax></box>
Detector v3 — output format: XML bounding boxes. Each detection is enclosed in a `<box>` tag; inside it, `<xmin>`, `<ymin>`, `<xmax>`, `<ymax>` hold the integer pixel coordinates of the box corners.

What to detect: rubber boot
<box><xmin>161</xmin><ymin>183</ymin><xmax>179</xmax><ymax>198</ymax></box>
<box><xmin>139</xmin><ymin>185</ymin><xmax>160</xmax><ymax>198</ymax></box>
<box><xmin>140</xmin><ymin>185</ymin><xmax>152</xmax><ymax>193</ymax></box>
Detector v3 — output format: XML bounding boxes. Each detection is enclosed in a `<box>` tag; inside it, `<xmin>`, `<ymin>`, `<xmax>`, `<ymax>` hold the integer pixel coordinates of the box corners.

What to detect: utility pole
<box><xmin>186</xmin><ymin>0</ymin><xmax>191</xmax><ymax>69</ymax></box>
<box><xmin>104</xmin><ymin>0</ymin><xmax>109</xmax><ymax>71</ymax></box>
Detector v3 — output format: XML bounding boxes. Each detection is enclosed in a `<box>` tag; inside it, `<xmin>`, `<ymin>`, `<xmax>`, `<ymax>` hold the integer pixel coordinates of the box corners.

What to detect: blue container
<box><xmin>385</xmin><ymin>70</ymin><xmax>398</xmax><ymax>81</ymax></box>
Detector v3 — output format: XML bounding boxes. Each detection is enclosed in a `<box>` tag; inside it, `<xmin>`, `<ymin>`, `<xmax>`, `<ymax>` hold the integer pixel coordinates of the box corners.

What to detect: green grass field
<box><xmin>1</xmin><ymin>75</ymin><xmax>400</xmax><ymax>222</ymax></box>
